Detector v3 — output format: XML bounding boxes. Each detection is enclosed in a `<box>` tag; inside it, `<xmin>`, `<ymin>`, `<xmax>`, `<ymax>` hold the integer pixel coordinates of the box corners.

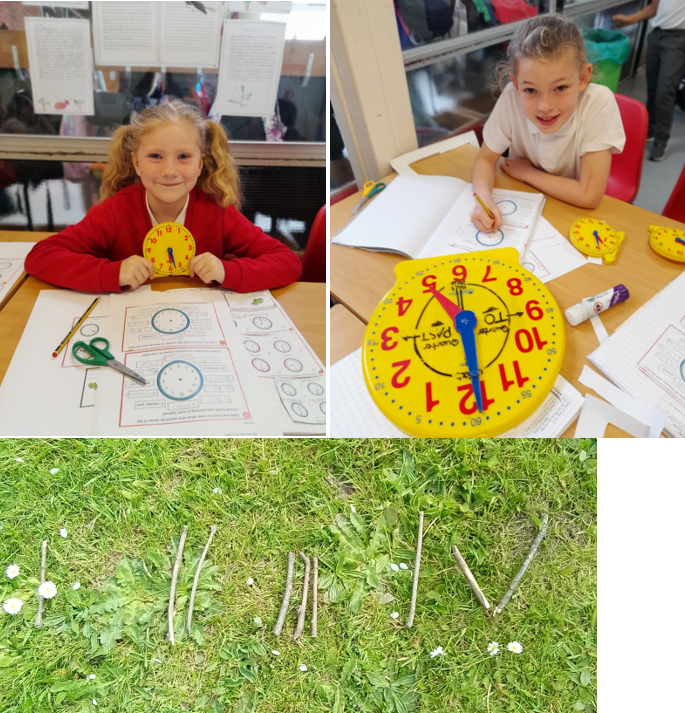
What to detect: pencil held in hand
<box><xmin>474</xmin><ymin>193</ymin><xmax>495</xmax><ymax>219</ymax></box>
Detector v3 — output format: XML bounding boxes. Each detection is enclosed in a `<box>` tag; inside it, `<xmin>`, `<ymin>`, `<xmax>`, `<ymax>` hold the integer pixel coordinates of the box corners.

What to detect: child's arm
<box><xmin>471</xmin><ymin>143</ymin><xmax>504</xmax><ymax>232</ymax></box>
<box><xmin>613</xmin><ymin>0</ymin><xmax>658</xmax><ymax>27</ymax></box>
<box><xmin>500</xmin><ymin>149</ymin><xmax>612</xmax><ymax>210</ymax></box>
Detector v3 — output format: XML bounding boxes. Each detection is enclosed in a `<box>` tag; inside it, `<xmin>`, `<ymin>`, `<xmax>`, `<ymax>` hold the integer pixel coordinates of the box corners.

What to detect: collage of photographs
<box><xmin>0</xmin><ymin>0</ymin><xmax>682</xmax><ymax>711</ymax></box>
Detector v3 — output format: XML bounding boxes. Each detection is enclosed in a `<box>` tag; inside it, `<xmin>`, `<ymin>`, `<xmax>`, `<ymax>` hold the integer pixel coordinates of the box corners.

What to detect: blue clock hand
<box><xmin>454</xmin><ymin>311</ymin><xmax>483</xmax><ymax>413</ymax></box>
<box><xmin>167</xmin><ymin>247</ymin><xmax>176</xmax><ymax>268</ymax></box>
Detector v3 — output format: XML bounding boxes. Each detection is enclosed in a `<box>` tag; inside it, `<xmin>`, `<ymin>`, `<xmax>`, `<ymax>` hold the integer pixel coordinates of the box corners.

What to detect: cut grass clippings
<box><xmin>0</xmin><ymin>438</ymin><xmax>597</xmax><ymax>713</ymax></box>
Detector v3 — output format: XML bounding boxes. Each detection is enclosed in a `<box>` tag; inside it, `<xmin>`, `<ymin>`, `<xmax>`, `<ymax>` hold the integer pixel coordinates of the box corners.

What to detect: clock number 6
<box><xmin>391</xmin><ymin>360</ymin><xmax>411</xmax><ymax>388</ymax></box>
<box><xmin>381</xmin><ymin>326</ymin><xmax>399</xmax><ymax>351</ymax></box>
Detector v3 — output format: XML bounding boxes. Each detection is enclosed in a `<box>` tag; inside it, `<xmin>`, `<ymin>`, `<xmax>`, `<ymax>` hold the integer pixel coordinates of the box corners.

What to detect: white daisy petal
<box><xmin>390</xmin><ymin>563</ymin><xmax>399</xmax><ymax>572</ymax></box>
<box><xmin>390</xmin><ymin>611</ymin><xmax>399</xmax><ymax>619</ymax></box>
<box><xmin>88</xmin><ymin>674</ymin><xmax>96</xmax><ymax>680</ymax></box>
<box><xmin>14</xmin><ymin>457</ymin><xmax>23</xmax><ymax>463</ymax></box>
<box><xmin>38</xmin><ymin>581</ymin><xmax>57</xmax><ymax>599</ymax></box>
<box><xmin>72</xmin><ymin>582</ymin><xmax>81</xmax><ymax>590</ymax></box>
<box><xmin>507</xmin><ymin>641</ymin><xmax>523</xmax><ymax>654</ymax></box>
<box><xmin>487</xmin><ymin>642</ymin><xmax>499</xmax><ymax>656</ymax></box>
<box><xmin>246</xmin><ymin>578</ymin><xmax>254</xmax><ymax>586</ymax></box>
<box><xmin>50</xmin><ymin>468</ymin><xmax>59</xmax><ymax>475</ymax></box>
<box><xmin>212</xmin><ymin>487</ymin><xmax>222</xmax><ymax>494</ymax></box>
<box><xmin>271</xmin><ymin>650</ymin><xmax>280</xmax><ymax>656</ymax></box>
<box><xmin>5</xmin><ymin>564</ymin><xmax>20</xmax><ymax>579</ymax></box>
<box><xmin>253</xmin><ymin>617</ymin><xmax>262</xmax><ymax>625</ymax></box>
<box><xmin>59</xmin><ymin>528</ymin><xmax>68</xmax><ymax>538</ymax></box>
<box><xmin>152</xmin><ymin>658</ymin><xmax>162</xmax><ymax>663</ymax></box>
<box><xmin>429</xmin><ymin>646</ymin><xmax>445</xmax><ymax>658</ymax></box>
<box><xmin>299</xmin><ymin>664</ymin><xmax>307</xmax><ymax>672</ymax></box>
<box><xmin>350</xmin><ymin>505</ymin><xmax>356</xmax><ymax>513</ymax></box>
<box><xmin>91</xmin><ymin>699</ymin><xmax>98</xmax><ymax>706</ymax></box>
<box><xmin>2</xmin><ymin>598</ymin><xmax>24</xmax><ymax>615</ymax></box>
<box><xmin>399</xmin><ymin>563</ymin><xmax>409</xmax><ymax>570</ymax></box>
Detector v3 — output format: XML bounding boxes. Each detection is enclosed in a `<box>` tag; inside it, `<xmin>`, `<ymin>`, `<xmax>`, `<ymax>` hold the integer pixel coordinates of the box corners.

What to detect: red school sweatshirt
<box><xmin>24</xmin><ymin>184</ymin><xmax>303</xmax><ymax>293</ymax></box>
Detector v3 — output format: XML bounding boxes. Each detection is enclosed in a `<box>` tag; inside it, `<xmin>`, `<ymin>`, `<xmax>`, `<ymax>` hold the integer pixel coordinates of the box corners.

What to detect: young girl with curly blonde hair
<box><xmin>26</xmin><ymin>100</ymin><xmax>302</xmax><ymax>291</ymax></box>
<box><xmin>471</xmin><ymin>15</ymin><xmax>626</xmax><ymax>233</ymax></box>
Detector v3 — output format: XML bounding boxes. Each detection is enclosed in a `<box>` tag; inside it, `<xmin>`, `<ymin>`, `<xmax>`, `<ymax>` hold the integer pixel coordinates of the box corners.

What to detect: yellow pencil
<box><xmin>473</xmin><ymin>193</ymin><xmax>495</xmax><ymax>220</ymax></box>
<box><xmin>51</xmin><ymin>296</ymin><xmax>100</xmax><ymax>357</ymax></box>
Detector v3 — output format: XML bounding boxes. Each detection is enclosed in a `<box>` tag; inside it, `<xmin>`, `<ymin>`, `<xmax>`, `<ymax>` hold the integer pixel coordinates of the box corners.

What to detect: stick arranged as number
<box><xmin>494</xmin><ymin>514</ymin><xmax>549</xmax><ymax>616</ymax></box>
<box><xmin>406</xmin><ymin>511</ymin><xmax>424</xmax><ymax>628</ymax></box>
<box><xmin>274</xmin><ymin>552</ymin><xmax>294</xmax><ymax>636</ymax></box>
<box><xmin>35</xmin><ymin>540</ymin><xmax>47</xmax><ymax>628</ymax></box>
<box><xmin>187</xmin><ymin>525</ymin><xmax>217</xmax><ymax>633</ymax></box>
<box><xmin>311</xmin><ymin>556</ymin><xmax>318</xmax><ymax>638</ymax></box>
<box><xmin>451</xmin><ymin>544</ymin><xmax>491</xmax><ymax>612</ymax></box>
<box><xmin>168</xmin><ymin>526</ymin><xmax>188</xmax><ymax>645</ymax></box>
<box><xmin>293</xmin><ymin>552</ymin><xmax>311</xmax><ymax>641</ymax></box>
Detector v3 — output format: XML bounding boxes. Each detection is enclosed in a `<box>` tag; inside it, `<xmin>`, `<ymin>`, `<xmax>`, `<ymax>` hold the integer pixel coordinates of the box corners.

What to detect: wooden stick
<box><xmin>35</xmin><ymin>540</ymin><xmax>47</xmax><ymax>628</ymax></box>
<box><xmin>451</xmin><ymin>544</ymin><xmax>491</xmax><ymax>612</ymax></box>
<box><xmin>406</xmin><ymin>511</ymin><xmax>424</xmax><ymax>628</ymax></box>
<box><xmin>293</xmin><ymin>551</ymin><xmax>311</xmax><ymax>641</ymax></box>
<box><xmin>168</xmin><ymin>526</ymin><xmax>188</xmax><ymax>645</ymax></box>
<box><xmin>187</xmin><ymin>525</ymin><xmax>217</xmax><ymax>633</ymax></box>
<box><xmin>311</xmin><ymin>556</ymin><xmax>318</xmax><ymax>638</ymax></box>
<box><xmin>494</xmin><ymin>514</ymin><xmax>549</xmax><ymax>616</ymax></box>
<box><xmin>273</xmin><ymin>552</ymin><xmax>294</xmax><ymax>636</ymax></box>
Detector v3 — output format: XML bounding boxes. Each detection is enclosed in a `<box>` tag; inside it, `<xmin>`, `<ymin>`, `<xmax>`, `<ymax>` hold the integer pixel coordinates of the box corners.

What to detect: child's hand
<box><xmin>119</xmin><ymin>255</ymin><xmax>154</xmax><ymax>289</ymax></box>
<box><xmin>190</xmin><ymin>253</ymin><xmax>226</xmax><ymax>284</ymax></box>
<box><xmin>612</xmin><ymin>14</ymin><xmax>630</xmax><ymax>27</ymax></box>
<box><xmin>470</xmin><ymin>199</ymin><xmax>503</xmax><ymax>233</ymax></box>
<box><xmin>501</xmin><ymin>155</ymin><xmax>535</xmax><ymax>183</ymax></box>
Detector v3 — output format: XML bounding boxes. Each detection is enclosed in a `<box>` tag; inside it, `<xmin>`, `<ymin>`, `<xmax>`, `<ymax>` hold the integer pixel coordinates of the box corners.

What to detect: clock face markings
<box><xmin>308</xmin><ymin>382</ymin><xmax>324</xmax><ymax>396</ymax></box>
<box><xmin>476</xmin><ymin>229</ymin><xmax>504</xmax><ymax>247</ymax></box>
<box><xmin>80</xmin><ymin>323</ymin><xmax>99</xmax><ymax>337</ymax></box>
<box><xmin>291</xmin><ymin>402</ymin><xmax>308</xmax><ymax>417</ymax></box>
<box><xmin>281</xmin><ymin>382</ymin><xmax>297</xmax><ymax>396</ymax></box>
<box><xmin>0</xmin><ymin>261</ymin><xmax>12</xmax><ymax>270</ymax></box>
<box><xmin>252</xmin><ymin>316</ymin><xmax>273</xmax><ymax>330</ymax></box>
<box><xmin>680</xmin><ymin>359</ymin><xmax>685</xmax><ymax>384</ymax></box>
<box><xmin>143</xmin><ymin>222</ymin><xmax>196</xmax><ymax>276</ymax></box>
<box><xmin>319</xmin><ymin>402</ymin><xmax>326</xmax><ymax>414</ymax></box>
<box><xmin>284</xmin><ymin>358</ymin><xmax>303</xmax><ymax>372</ymax></box>
<box><xmin>273</xmin><ymin>339</ymin><xmax>291</xmax><ymax>353</ymax></box>
<box><xmin>244</xmin><ymin>340</ymin><xmax>260</xmax><ymax>353</ymax></box>
<box><xmin>151</xmin><ymin>308</ymin><xmax>190</xmax><ymax>334</ymax></box>
<box><xmin>496</xmin><ymin>199</ymin><xmax>517</xmax><ymax>216</ymax></box>
<box><xmin>251</xmin><ymin>358</ymin><xmax>270</xmax><ymax>372</ymax></box>
<box><xmin>157</xmin><ymin>360</ymin><xmax>203</xmax><ymax>400</ymax></box>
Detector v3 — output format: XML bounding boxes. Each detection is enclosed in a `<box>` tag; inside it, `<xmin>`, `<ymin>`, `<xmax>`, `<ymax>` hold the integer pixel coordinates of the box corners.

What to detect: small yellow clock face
<box><xmin>361</xmin><ymin>249</ymin><xmax>565</xmax><ymax>437</ymax></box>
<box><xmin>570</xmin><ymin>218</ymin><xmax>623</xmax><ymax>262</ymax></box>
<box><xmin>648</xmin><ymin>225</ymin><xmax>685</xmax><ymax>263</ymax></box>
<box><xmin>142</xmin><ymin>222</ymin><xmax>196</xmax><ymax>277</ymax></box>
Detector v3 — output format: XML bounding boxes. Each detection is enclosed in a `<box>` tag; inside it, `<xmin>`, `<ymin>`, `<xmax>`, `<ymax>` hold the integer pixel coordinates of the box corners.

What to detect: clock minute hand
<box><xmin>167</xmin><ymin>247</ymin><xmax>176</xmax><ymax>268</ymax></box>
<box><xmin>426</xmin><ymin>283</ymin><xmax>462</xmax><ymax>320</ymax></box>
<box><xmin>454</xmin><ymin>311</ymin><xmax>484</xmax><ymax>414</ymax></box>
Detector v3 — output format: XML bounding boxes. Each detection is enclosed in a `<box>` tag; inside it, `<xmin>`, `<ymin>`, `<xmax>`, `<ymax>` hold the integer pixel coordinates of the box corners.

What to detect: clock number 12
<box><xmin>457</xmin><ymin>382</ymin><xmax>495</xmax><ymax>415</ymax></box>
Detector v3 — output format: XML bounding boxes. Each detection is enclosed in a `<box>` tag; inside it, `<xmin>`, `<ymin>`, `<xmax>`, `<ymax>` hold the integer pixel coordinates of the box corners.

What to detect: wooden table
<box><xmin>331</xmin><ymin>144</ymin><xmax>685</xmax><ymax>437</ymax></box>
<box><xmin>0</xmin><ymin>270</ymin><xmax>326</xmax><ymax>384</ymax></box>
<box><xmin>331</xmin><ymin>303</ymin><xmax>366</xmax><ymax>365</ymax></box>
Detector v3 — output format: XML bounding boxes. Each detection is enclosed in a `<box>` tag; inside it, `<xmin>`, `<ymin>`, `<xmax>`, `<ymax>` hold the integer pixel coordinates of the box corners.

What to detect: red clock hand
<box><xmin>426</xmin><ymin>283</ymin><xmax>462</xmax><ymax>321</ymax></box>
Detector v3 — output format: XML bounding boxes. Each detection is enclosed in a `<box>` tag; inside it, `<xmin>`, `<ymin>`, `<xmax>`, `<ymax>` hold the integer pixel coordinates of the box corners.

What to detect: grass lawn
<box><xmin>0</xmin><ymin>438</ymin><xmax>597</xmax><ymax>713</ymax></box>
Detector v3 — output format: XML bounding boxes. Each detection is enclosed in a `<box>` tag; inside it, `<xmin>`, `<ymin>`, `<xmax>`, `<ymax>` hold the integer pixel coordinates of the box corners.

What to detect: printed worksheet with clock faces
<box><xmin>0</xmin><ymin>243</ymin><xmax>35</xmax><ymax>309</ymax></box>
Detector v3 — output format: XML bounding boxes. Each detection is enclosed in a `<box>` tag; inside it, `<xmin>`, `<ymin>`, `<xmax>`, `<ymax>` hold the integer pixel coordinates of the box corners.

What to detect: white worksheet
<box><xmin>91</xmin><ymin>290</ymin><xmax>281</xmax><ymax>436</ymax></box>
<box><xmin>215</xmin><ymin>20</ymin><xmax>286</xmax><ymax>117</ymax></box>
<box><xmin>637</xmin><ymin>323</ymin><xmax>685</xmax><ymax>408</ymax></box>
<box><xmin>0</xmin><ymin>243</ymin><xmax>35</xmax><ymax>308</ymax></box>
<box><xmin>227</xmin><ymin>2</ymin><xmax>292</xmax><ymax>12</ymax></box>
<box><xmin>274</xmin><ymin>376</ymin><xmax>326</xmax><ymax>425</ymax></box>
<box><xmin>0</xmin><ymin>290</ymin><xmax>111</xmax><ymax>436</ymax></box>
<box><xmin>520</xmin><ymin>217</ymin><xmax>588</xmax><ymax>283</ymax></box>
<box><xmin>25</xmin><ymin>18</ymin><xmax>94</xmax><ymax>115</ymax></box>
<box><xmin>159</xmin><ymin>2</ymin><xmax>222</xmax><ymax>68</ymax></box>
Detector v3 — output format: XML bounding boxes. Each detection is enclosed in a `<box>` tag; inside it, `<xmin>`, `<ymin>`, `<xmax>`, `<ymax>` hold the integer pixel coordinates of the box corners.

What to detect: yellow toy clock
<box><xmin>647</xmin><ymin>225</ymin><xmax>685</xmax><ymax>263</ymax></box>
<box><xmin>569</xmin><ymin>218</ymin><xmax>624</xmax><ymax>263</ymax></box>
<box><xmin>143</xmin><ymin>222</ymin><xmax>196</xmax><ymax>276</ymax></box>
<box><xmin>361</xmin><ymin>248</ymin><xmax>565</xmax><ymax>437</ymax></box>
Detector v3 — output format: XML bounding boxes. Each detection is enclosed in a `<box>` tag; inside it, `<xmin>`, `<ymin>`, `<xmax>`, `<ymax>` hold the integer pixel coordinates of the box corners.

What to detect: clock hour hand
<box><xmin>167</xmin><ymin>247</ymin><xmax>176</xmax><ymax>268</ymax></box>
<box><xmin>426</xmin><ymin>283</ymin><xmax>462</xmax><ymax>320</ymax></box>
<box><xmin>454</xmin><ymin>311</ymin><xmax>483</xmax><ymax>413</ymax></box>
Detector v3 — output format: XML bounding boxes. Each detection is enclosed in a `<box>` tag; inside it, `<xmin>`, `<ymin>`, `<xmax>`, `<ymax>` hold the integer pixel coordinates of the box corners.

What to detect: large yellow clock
<box><xmin>361</xmin><ymin>249</ymin><xmax>565</xmax><ymax>437</ymax></box>
<box><xmin>569</xmin><ymin>218</ymin><xmax>624</xmax><ymax>264</ymax></box>
<box><xmin>647</xmin><ymin>225</ymin><xmax>685</xmax><ymax>263</ymax></box>
<box><xmin>142</xmin><ymin>222</ymin><xmax>196</xmax><ymax>277</ymax></box>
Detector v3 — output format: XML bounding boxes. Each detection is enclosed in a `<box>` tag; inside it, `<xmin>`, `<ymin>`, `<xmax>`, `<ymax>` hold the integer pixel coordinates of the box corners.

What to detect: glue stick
<box><xmin>565</xmin><ymin>285</ymin><xmax>629</xmax><ymax>326</ymax></box>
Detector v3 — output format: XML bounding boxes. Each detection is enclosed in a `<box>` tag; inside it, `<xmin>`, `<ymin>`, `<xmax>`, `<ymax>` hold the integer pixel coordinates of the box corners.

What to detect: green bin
<box><xmin>582</xmin><ymin>29</ymin><xmax>631</xmax><ymax>93</ymax></box>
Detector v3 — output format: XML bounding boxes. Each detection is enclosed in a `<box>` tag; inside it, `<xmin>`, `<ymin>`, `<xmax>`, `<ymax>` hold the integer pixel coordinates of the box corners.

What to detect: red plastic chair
<box><xmin>300</xmin><ymin>205</ymin><xmax>326</xmax><ymax>283</ymax></box>
<box><xmin>605</xmin><ymin>94</ymin><xmax>649</xmax><ymax>204</ymax></box>
<box><xmin>662</xmin><ymin>161</ymin><xmax>685</xmax><ymax>223</ymax></box>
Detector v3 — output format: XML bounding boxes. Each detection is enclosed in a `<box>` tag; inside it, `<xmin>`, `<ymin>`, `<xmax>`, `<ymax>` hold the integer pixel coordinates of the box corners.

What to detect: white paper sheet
<box><xmin>25</xmin><ymin>18</ymin><xmax>94</xmax><ymax>116</ymax></box>
<box><xmin>0</xmin><ymin>243</ymin><xmax>35</xmax><ymax>308</ymax></box>
<box><xmin>159</xmin><ymin>2</ymin><xmax>222</xmax><ymax>68</ymax></box>
<box><xmin>520</xmin><ymin>216</ymin><xmax>588</xmax><ymax>283</ymax></box>
<box><xmin>227</xmin><ymin>2</ymin><xmax>292</xmax><ymax>12</ymax></box>
<box><xmin>91</xmin><ymin>290</ymin><xmax>281</xmax><ymax>436</ymax></box>
<box><xmin>389</xmin><ymin>132</ymin><xmax>480</xmax><ymax>178</ymax></box>
<box><xmin>274</xmin><ymin>376</ymin><xmax>326</xmax><ymax>425</ymax></box>
<box><xmin>215</xmin><ymin>20</ymin><xmax>286</xmax><ymax>117</ymax></box>
<box><xmin>23</xmin><ymin>1</ymin><xmax>88</xmax><ymax>7</ymax></box>
<box><xmin>93</xmin><ymin>2</ymin><xmax>159</xmax><ymax>66</ymax></box>
<box><xmin>0</xmin><ymin>290</ymin><xmax>111</xmax><ymax>436</ymax></box>
<box><xmin>574</xmin><ymin>394</ymin><xmax>650</xmax><ymax>438</ymax></box>
<box><xmin>637</xmin><ymin>323</ymin><xmax>685</xmax><ymax>409</ymax></box>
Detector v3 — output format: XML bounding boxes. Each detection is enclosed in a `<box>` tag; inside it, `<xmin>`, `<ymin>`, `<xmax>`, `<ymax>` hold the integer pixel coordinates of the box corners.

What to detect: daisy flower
<box><xmin>299</xmin><ymin>664</ymin><xmax>307</xmax><ymax>672</ymax></box>
<box><xmin>50</xmin><ymin>468</ymin><xmax>59</xmax><ymax>475</ymax></box>
<box><xmin>14</xmin><ymin>457</ymin><xmax>23</xmax><ymax>463</ymax></box>
<box><xmin>507</xmin><ymin>641</ymin><xmax>523</xmax><ymax>654</ymax></box>
<box><xmin>212</xmin><ymin>487</ymin><xmax>222</xmax><ymax>494</ymax></box>
<box><xmin>3</xmin><ymin>598</ymin><xmax>23</xmax><ymax>615</ymax></box>
<box><xmin>487</xmin><ymin>642</ymin><xmax>499</xmax><ymax>656</ymax></box>
<box><xmin>271</xmin><ymin>650</ymin><xmax>281</xmax><ymax>656</ymax></box>
<box><xmin>246</xmin><ymin>578</ymin><xmax>254</xmax><ymax>586</ymax></box>
<box><xmin>5</xmin><ymin>564</ymin><xmax>20</xmax><ymax>579</ymax></box>
<box><xmin>152</xmin><ymin>658</ymin><xmax>162</xmax><ymax>664</ymax></box>
<box><xmin>91</xmin><ymin>699</ymin><xmax>98</xmax><ymax>706</ymax></box>
<box><xmin>38</xmin><ymin>581</ymin><xmax>57</xmax><ymax>599</ymax></box>
<box><xmin>88</xmin><ymin>674</ymin><xmax>96</xmax><ymax>680</ymax></box>
<box><xmin>429</xmin><ymin>646</ymin><xmax>445</xmax><ymax>658</ymax></box>
<box><xmin>399</xmin><ymin>563</ymin><xmax>409</xmax><ymax>570</ymax></box>
<box><xmin>389</xmin><ymin>563</ymin><xmax>399</xmax><ymax>572</ymax></box>
<box><xmin>59</xmin><ymin>528</ymin><xmax>68</xmax><ymax>538</ymax></box>
<box><xmin>390</xmin><ymin>611</ymin><xmax>399</xmax><ymax>619</ymax></box>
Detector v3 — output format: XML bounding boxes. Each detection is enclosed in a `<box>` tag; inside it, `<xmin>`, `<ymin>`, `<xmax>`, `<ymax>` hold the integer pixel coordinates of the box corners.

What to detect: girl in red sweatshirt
<box><xmin>25</xmin><ymin>100</ymin><xmax>303</xmax><ymax>293</ymax></box>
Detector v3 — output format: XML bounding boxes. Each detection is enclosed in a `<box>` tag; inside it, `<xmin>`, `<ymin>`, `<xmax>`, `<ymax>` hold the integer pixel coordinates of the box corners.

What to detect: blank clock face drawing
<box><xmin>157</xmin><ymin>360</ymin><xmax>203</xmax><ymax>400</ymax></box>
<box><xmin>476</xmin><ymin>229</ymin><xmax>504</xmax><ymax>247</ymax></box>
<box><xmin>151</xmin><ymin>308</ymin><xmax>190</xmax><ymax>334</ymax></box>
<box><xmin>281</xmin><ymin>383</ymin><xmax>297</xmax><ymax>396</ymax></box>
<box><xmin>496</xmin><ymin>200</ymin><xmax>517</xmax><ymax>216</ymax></box>
<box><xmin>308</xmin><ymin>383</ymin><xmax>324</xmax><ymax>396</ymax></box>
<box><xmin>244</xmin><ymin>340</ymin><xmax>260</xmax><ymax>353</ymax></box>
<box><xmin>319</xmin><ymin>402</ymin><xmax>326</xmax><ymax>414</ymax></box>
<box><xmin>273</xmin><ymin>340</ymin><xmax>291</xmax><ymax>353</ymax></box>
<box><xmin>251</xmin><ymin>358</ymin><xmax>270</xmax><ymax>372</ymax></box>
<box><xmin>80</xmin><ymin>323</ymin><xmax>100</xmax><ymax>337</ymax></box>
<box><xmin>252</xmin><ymin>316</ymin><xmax>273</xmax><ymax>330</ymax></box>
<box><xmin>0</xmin><ymin>262</ymin><xmax>12</xmax><ymax>270</ymax></box>
<box><xmin>284</xmin><ymin>358</ymin><xmax>303</xmax><ymax>372</ymax></box>
<box><xmin>291</xmin><ymin>402</ymin><xmax>308</xmax><ymax>417</ymax></box>
<box><xmin>681</xmin><ymin>359</ymin><xmax>685</xmax><ymax>383</ymax></box>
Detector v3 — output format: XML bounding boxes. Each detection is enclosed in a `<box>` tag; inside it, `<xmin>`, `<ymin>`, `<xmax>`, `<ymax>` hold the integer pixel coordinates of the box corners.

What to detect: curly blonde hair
<box><xmin>494</xmin><ymin>14</ymin><xmax>590</xmax><ymax>93</ymax></box>
<box><xmin>99</xmin><ymin>100</ymin><xmax>241</xmax><ymax>208</ymax></box>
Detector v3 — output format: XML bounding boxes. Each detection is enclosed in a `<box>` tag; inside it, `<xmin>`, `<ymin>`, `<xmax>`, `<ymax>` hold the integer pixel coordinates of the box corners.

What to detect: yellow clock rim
<box><xmin>569</xmin><ymin>219</ymin><xmax>621</xmax><ymax>256</ymax></box>
<box><xmin>649</xmin><ymin>229</ymin><xmax>685</xmax><ymax>262</ymax></box>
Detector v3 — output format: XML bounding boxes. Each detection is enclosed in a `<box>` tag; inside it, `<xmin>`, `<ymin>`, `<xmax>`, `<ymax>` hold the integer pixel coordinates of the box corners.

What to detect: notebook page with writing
<box><xmin>589</xmin><ymin>270</ymin><xmax>685</xmax><ymax>438</ymax></box>
<box><xmin>332</xmin><ymin>174</ymin><xmax>468</xmax><ymax>258</ymax></box>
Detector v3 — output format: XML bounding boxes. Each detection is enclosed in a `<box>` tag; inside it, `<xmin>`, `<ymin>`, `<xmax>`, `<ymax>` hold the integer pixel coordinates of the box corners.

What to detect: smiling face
<box><xmin>510</xmin><ymin>50</ymin><xmax>592</xmax><ymax>134</ymax></box>
<box><xmin>131</xmin><ymin>121</ymin><xmax>203</xmax><ymax>221</ymax></box>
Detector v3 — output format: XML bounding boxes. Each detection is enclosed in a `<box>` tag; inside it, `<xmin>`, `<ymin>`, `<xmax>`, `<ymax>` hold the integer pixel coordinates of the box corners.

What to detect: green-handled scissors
<box><xmin>352</xmin><ymin>181</ymin><xmax>387</xmax><ymax>215</ymax></box>
<box><xmin>72</xmin><ymin>338</ymin><xmax>147</xmax><ymax>385</ymax></box>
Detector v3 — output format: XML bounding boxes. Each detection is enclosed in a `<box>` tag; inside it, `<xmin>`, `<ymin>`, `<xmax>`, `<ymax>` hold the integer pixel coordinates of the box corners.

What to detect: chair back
<box><xmin>605</xmin><ymin>93</ymin><xmax>649</xmax><ymax>204</ymax></box>
<box><xmin>300</xmin><ymin>205</ymin><xmax>326</xmax><ymax>283</ymax></box>
<box><xmin>663</xmin><ymin>161</ymin><xmax>685</xmax><ymax>223</ymax></box>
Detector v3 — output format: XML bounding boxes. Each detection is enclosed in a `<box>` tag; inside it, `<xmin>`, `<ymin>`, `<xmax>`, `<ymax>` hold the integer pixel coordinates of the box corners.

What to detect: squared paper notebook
<box><xmin>589</xmin><ymin>270</ymin><xmax>685</xmax><ymax>438</ymax></box>
<box><xmin>332</xmin><ymin>174</ymin><xmax>546</xmax><ymax>260</ymax></box>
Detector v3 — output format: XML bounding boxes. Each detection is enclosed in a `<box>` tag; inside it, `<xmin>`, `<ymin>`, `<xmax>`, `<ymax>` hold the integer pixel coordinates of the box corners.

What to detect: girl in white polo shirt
<box><xmin>471</xmin><ymin>14</ymin><xmax>626</xmax><ymax>233</ymax></box>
